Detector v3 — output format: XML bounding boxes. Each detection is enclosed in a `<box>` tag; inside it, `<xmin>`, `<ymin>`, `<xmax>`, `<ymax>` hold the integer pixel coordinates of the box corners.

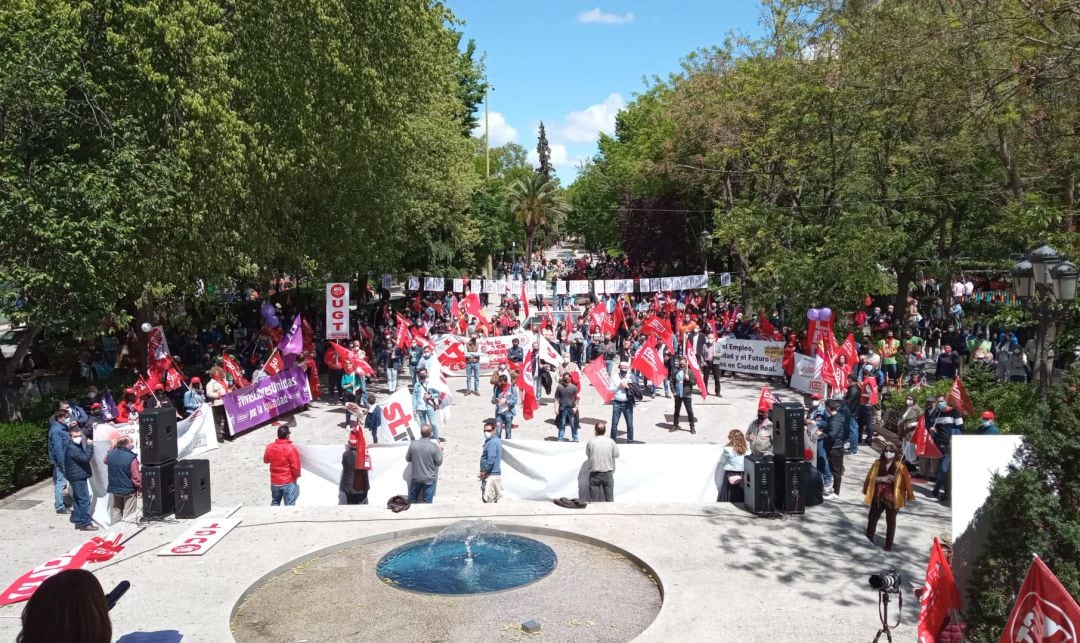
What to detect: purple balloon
<box><xmin>267</xmin><ymin>315</ymin><xmax>281</xmax><ymax>329</ymax></box>
<box><xmin>261</xmin><ymin>303</ymin><xmax>275</xmax><ymax>321</ymax></box>
<box><xmin>820</xmin><ymin>307</ymin><xmax>833</xmax><ymax>322</ymax></box>
<box><xmin>807</xmin><ymin>308</ymin><xmax>820</xmax><ymax>321</ymax></box>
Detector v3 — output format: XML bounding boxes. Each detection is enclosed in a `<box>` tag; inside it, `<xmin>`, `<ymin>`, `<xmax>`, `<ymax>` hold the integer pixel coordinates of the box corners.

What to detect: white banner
<box><xmin>556</xmin><ymin>280</ymin><xmax>567</xmax><ymax>295</ymax></box>
<box><xmin>424</xmin><ymin>277</ymin><xmax>445</xmax><ymax>291</ymax></box>
<box><xmin>537</xmin><ymin>281</ymin><xmax>548</xmax><ymax>295</ymax></box>
<box><xmin>483</xmin><ymin>279</ymin><xmax>497</xmax><ymax>294</ymax></box>
<box><xmin>789</xmin><ymin>352</ymin><xmax>825</xmax><ymax>396</ymax></box>
<box><xmin>720</xmin><ymin>272</ymin><xmax>732</xmax><ymax>287</ymax></box>
<box><xmin>470</xmin><ymin>278</ymin><xmax>482</xmax><ymax>293</ymax></box>
<box><xmin>594</xmin><ymin>280</ymin><xmax>606</xmax><ymax>294</ymax></box>
<box><xmin>381</xmin><ymin>274</ymin><xmax>392</xmax><ymax>290</ymax></box>
<box><xmin>90</xmin><ymin>404</ymin><xmax>219</xmax><ymax>527</ymax></box>
<box><xmin>433</xmin><ymin>332</ymin><xmax>561</xmax><ymax>374</ymax></box>
<box><xmin>158</xmin><ymin>518</ymin><xmax>241</xmax><ymax>556</ymax></box>
<box><xmin>569</xmin><ymin>280</ymin><xmax>589</xmax><ymax>295</ymax></box>
<box><xmin>713</xmin><ymin>337</ymin><xmax>785</xmax><ymax>377</ymax></box>
<box><xmin>325</xmin><ymin>282</ymin><xmax>350</xmax><ymax>340</ymax></box>
<box><xmin>525</xmin><ymin>281</ymin><xmax>536</xmax><ymax>296</ymax></box>
<box><xmin>375</xmin><ymin>387</ymin><xmax>420</xmax><ymax>443</ymax></box>
<box><xmin>452</xmin><ymin>278</ymin><xmax>464</xmax><ymax>293</ymax></box>
<box><xmin>407</xmin><ymin>276</ymin><xmax>419</xmax><ymax>291</ymax></box>
<box><xmin>294</xmin><ymin>440</ymin><xmax>728</xmax><ymax>506</ymax></box>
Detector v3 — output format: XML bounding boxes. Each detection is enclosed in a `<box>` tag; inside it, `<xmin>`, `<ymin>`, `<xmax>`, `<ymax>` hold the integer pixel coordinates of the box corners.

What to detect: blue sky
<box><xmin>449</xmin><ymin>1</ymin><xmax>764</xmax><ymax>182</ymax></box>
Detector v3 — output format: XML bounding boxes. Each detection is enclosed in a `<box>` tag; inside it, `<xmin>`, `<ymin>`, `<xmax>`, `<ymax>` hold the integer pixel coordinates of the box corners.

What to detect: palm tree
<box><xmin>508</xmin><ymin>171</ymin><xmax>568</xmax><ymax>266</ymax></box>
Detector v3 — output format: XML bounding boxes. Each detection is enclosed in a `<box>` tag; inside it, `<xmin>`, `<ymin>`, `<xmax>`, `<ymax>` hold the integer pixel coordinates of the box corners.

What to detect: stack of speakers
<box><xmin>770</xmin><ymin>401</ymin><xmax>806</xmax><ymax>515</ymax></box>
<box><xmin>139</xmin><ymin>404</ymin><xmax>211</xmax><ymax>519</ymax></box>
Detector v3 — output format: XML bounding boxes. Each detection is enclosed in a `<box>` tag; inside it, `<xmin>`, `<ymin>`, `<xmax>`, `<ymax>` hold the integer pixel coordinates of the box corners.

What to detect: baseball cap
<box><xmin>981</xmin><ymin>411</ymin><xmax>996</xmax><ymax>421</ymax></box>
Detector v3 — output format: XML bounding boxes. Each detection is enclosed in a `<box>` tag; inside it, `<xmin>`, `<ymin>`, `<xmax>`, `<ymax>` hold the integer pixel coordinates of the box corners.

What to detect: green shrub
<box><xmin>0</xmin><ymin>423</ymin><xmax>52</xmax><ymax>498</ymax></box>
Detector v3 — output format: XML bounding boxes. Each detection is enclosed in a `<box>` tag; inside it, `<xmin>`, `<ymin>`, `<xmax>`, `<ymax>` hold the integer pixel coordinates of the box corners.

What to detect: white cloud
<box><xmin>555</xmin><ymin>93</ymin><xmax>625</xmax><ymax>144</ymax></box>
<box><xmin>471</xmin><ymin>111</ymin><xmax>518</xmax><ymax>147</ymax></box>
<box><xmin>577</xmin><ymin>7</ymin><xmax>635</xmax><ymax>24</ymax></box>
<box><xmin>527</xmin><ymin>142</ymin><xmax>588</xmax><ymax>177</ymax></box>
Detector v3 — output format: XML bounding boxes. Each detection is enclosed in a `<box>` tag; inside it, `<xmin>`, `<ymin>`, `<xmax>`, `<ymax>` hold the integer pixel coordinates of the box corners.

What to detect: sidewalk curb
<box><xmin>0</xmin><ymin>476</ymin><xmax>52</xmax><ymax>509</ymax></box>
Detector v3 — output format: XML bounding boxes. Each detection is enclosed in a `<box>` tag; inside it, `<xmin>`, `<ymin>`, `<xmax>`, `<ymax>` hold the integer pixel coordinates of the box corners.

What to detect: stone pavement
<box><xmin>0</xmin><ymin>367</ymin><xmax>950</xmax><ymax>641</ymax></box>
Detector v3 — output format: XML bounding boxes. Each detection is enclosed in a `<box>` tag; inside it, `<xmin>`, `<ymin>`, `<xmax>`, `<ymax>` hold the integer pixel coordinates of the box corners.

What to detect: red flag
<box><xmin>394</xmin><ymin>313</ymin><xmax>413</xmax><ymax>350</ymax></box>
<box><xmin>583</xmin><ymin>355</ymin><xmax>615</xmax><ymax>403</ymax></box>
<box><xmin>590</xmin><ymin>306</ymin><xmax>608</xmax><ymax>333</ymax></box>
<box><xmin>1000</xmin><ymin>556</ymin><xmax>1080</xmax><ymax>643</ymax></box>
<box><xmin>613</xmin><ymin>302</ymin><xmax>625</xmax><ymax>334</ymax></box>
<box><xmin>546</xmin><ymin>306</ymin><xmax>556</xmax><ymax>331</ymax></box>
<box><xmin>352</xmin><ymin>430</ymin><xmax>372</xmax><ymax>472</ymax></box>
<box><xmin>758</xmin><ymin>386</ymin><xmax>778</xmax><ymax>412</ymax></box>
<box><xmin>412</xmin><ymin>292</ymin><xmax>422</xmax><ymax>312</ymax></box>
<box><xmin>917</xmin><ymin>537</ymin><xmax>963</xmax><ymax>643</ymax></box>
<box><xmin>451</xmin><ymin>295</ymin><xmax>460</xmax><ymax>319</ymax></box>
<box><xmin>462</xmin><ymin>293</ymin><xmax>484</xmax><ymax>317</ymax></box>
<box><xmin>132</xmin><ymin>375</ymin><xmax>153</xmax><ymax>399</ymax></box>
<box><xmin>913</xmin><ymin>415</ymin><xmax>944</xmax><ymax>458</ymax></box>
<box><xmin>685</xmin><ymin>339</ymin><xmax>708</xmax><ymax>401</ymax></box>
<box><xmin>600</xmin><ymin>311</ymin><xmax>616</xmax><ymax>337</ymax></box>
<box><xmin>263</xmin><ymin>351</ymin><xmax>285</xmax><ymax>376</ymax></box>
<box><xmin>840</xmin><ymin>333</ymin><xmax>858</xmax><ymax>365</ymax></box>
<box><xmin>515</xmin><ymin>351</ymin><xmax>536</xmax><ymax>397</ymax></box>
<box><xmin>330</xmin><ymin>342</ymin><xmax>375</xmax><ymax>377</ymax></box>
<box><xmin>0</xmin><ymin>539</ymin><xmax>100</xmax><ymax>606</ymax></box>
<box><xmin>631</xmin><ymin>336</ymin><xmax>667</xmax><ymax>385</ymax></box>
<box><xmin>817</xmin><ymin>344</ymin><xmax>841</xmax><ymax>391</ymax></box>
<box><xmin>758</xmin><ymin>313</ymin><xmax>783</xmax><ymax>341</ymax></box>
<box><xmin>520</xmin><ymin>281</ymin><xmax>530</xmax><ymax>319</ymax></box>
<box><xmin>947</xmin><ymin>377</ymin><xmax>975</xmax><ymax>417</ymax></box>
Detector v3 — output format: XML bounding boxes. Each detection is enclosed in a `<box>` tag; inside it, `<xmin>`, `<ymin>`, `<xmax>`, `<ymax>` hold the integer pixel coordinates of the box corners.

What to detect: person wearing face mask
<box><xmin>746</xmin><ymin>408</ymin><xmax>774</xmax><ymax>456</ymax></box>
<box><xmin>64</xmin><ymin>427</ymin><xmax>97</xmax><ymax>531</ymax></box>
<box><xmin>930</xmin><ymin>397</ymin><xmax>963</xmax><ymax>502</ymax></box>
<box><xmin>899</xmin><ymin>395</ymin><xmax>922</xmax><ymax>469</ymax></box>
<box><xmin>182</xmin><ymin>377</ymin><xmax>205</xmax><ymax>416</ymax></box>
<box><xmin>976</xmin><ymin>411</ymin><xmax>1000</xmax><ymax>435</ymax></box>
<box><xmin>862</xmin><ymin>443</ymin><xmax>915</xmax><ymax>551</ymax></box>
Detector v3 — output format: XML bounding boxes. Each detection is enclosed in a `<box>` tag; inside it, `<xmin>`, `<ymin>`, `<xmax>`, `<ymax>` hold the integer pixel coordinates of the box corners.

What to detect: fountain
<box><xmin>376</xmin><ymin>520</ymin><xmax>557</xmax><ymax>595</ymax></box>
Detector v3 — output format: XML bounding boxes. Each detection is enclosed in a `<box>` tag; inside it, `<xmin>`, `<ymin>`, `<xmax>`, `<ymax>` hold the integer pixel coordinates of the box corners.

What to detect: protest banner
<box><xmin>375</xmin><ymin>387</ymin><xmax>420</xmax><ymax>443</ymax></box>
<box><xmin>712</xmin><ymin>337</ymin><xmax>785</xmax><ymax>377</ymax></box>
<box><xmin>432</xmin><ymin>332</ymin><xmax>560</xmax><ymax>374</ymax></box>
<box><xmin>223</xmin><ymin>367</ymin><xmax>312</xmax><ymax>437</ymax></box>
<box><xmin>0</xmin><ymin>540</ymin><xmax>101</xmax><ymax>606</ymax></box>
<box><xmin>325</xmin><ymin>282</ymin><xmax>349</xmax><ymax>340</ymax></box>
<box><xmin>159</xmin><ymin>518</ymin><xmax>241</xmax><ymax>557</ymax></box>
<box><xmin>789</xmin><ymin>352</ymin><xmax>827</xmax><ymax>396</ymax></box>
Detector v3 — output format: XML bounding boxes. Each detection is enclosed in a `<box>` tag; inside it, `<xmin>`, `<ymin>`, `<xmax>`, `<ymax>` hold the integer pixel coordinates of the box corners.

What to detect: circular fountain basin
<box><xmin>377</xmin><ymin>533</ymin><xmax>556</xmax><ymax>594</ymax></box>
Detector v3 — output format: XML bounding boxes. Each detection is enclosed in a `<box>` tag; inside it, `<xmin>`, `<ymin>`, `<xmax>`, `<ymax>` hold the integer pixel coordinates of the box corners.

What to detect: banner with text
<box><xmin>325</xmin><ymin>282</ymin><xmax>350</xmax><ymax>340</ymax></box>
<box><xmin>223</xmin><ymin>367</ymin><xmax>312</xmax><ymax>436</ymax></box>
<box><xmin>713</xmin><ymin>338</ymin><xmax>785</xmax><ymax>377</ymax></box>
<box><xmin>789</xmin><ymin>353</ymin><xmax>826</xmax><ymax>396</ymax></box>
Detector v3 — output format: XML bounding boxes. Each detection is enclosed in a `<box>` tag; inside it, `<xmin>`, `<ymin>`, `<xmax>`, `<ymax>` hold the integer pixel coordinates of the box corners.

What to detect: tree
<box><xmin>454</xmin><ymin>38</ymin><xmax>487</xmax><ymax>137</ymax></box>
<box><xmin>508</xmin><ymin>172</ymin><xmax>567</xmax><ymax>266</ymax></box>
<box><xmin>536</xmin><ymin>122</ymin><xmax>553</xmax><ymax>180</ymax></box>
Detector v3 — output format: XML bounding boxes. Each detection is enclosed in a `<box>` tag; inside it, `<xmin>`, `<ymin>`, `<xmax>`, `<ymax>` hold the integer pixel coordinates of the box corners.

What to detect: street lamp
<box><xmin>1011</xmin><ymin>245</ymin><xmax>1077</xmax><ymax>399</ymax></box>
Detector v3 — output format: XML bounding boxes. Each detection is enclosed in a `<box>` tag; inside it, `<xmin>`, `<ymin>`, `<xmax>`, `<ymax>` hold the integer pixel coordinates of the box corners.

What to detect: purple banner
<box><xmin>223</xmin><ymin>367</ymin><xmax>312</xmax><ymax>436</ymax></box>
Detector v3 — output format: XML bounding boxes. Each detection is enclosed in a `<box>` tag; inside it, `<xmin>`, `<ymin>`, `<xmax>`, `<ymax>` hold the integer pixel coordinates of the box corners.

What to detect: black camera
<box><xmin>869</xmin><ymin>569</ymin><xmax>902</xmax><ymax>594</ymax></box>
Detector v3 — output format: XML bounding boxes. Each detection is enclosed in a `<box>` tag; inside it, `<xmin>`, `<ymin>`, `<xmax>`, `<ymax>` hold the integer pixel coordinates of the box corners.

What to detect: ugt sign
<box><xmin>326</xmin><ymin>282</ymin><xmax>350</xmax><ymax>340</ymax></box>
<box><xmin>159</xmin><ymin>518</ymin><xmax>241</xmax><ymax>557</ymax></box>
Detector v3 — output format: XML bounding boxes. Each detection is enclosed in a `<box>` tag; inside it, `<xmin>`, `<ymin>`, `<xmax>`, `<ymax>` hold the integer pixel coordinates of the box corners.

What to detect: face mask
<box><xmin>937</xmin><ymin>402</ymin><xmax>947</xmax><ymax>410</ymax></box>
<box><xmin>72</xmin><ymin>436</ymin><xmax>83</xmax><ymax>445</ymax></box>
<box><xmin>981</xmin><ymin>420</ymin><xmax>991</xmax><ymax>427</ymax></box>
<box><xmin>883</xmin><ymin>450</ymin><xmax>895</xmax><ymax>459</ymax></box>
<box><xmin>810</xmin><ymin>401</ymin><xmax>819</xmax><ymax>408</ymax></box>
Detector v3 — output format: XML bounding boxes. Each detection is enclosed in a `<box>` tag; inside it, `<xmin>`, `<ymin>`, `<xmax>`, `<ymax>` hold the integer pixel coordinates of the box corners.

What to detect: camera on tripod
<box><xmin>869</xmin><ymin>569</ymin><xmax>902</xmax><ymax>594</ymax></box>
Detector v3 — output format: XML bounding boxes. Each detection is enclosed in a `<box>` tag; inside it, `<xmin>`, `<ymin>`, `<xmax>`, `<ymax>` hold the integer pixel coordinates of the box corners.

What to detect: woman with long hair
<box><xmin>19</xmin><ymin>569</ymin><xmax>111</xmax><ymax>643</ymax></box>
<box><xmin>862</xmin><ymin>441</ymin><xmax>916</xmax><ymax>551</ymax></box>
<box><xmin>717</xmin><ymin>429</ymin><xmax>749</xmax><ymax>503</ymax></box>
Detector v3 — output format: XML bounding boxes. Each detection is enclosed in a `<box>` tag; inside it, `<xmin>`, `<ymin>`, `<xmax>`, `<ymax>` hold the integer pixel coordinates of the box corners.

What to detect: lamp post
<box><xmin>1011</xmin><ymin>245</ymin><xmax>1078</xmax><ymax>400</ymax></box>
<box><xmin>700</xmin><ymin>230</ymin><xmax>713</xmax><ymax>276</ymax></box>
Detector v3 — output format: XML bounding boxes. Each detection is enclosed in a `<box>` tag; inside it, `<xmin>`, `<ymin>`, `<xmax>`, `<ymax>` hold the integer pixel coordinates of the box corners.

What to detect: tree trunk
<box><xmin>524</xmin><ymin>230</ymin><xmax>534</xmax><ymax>268</ymax></box>
<box><xmin>894</xmin><ymin>260</ymin><xmax>915</xmax><ymax>319</ymax></box>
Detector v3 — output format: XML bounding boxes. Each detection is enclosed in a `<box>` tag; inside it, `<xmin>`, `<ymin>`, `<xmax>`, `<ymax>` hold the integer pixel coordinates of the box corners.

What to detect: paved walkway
<box><xmin>0</xmin><ymin>362</ymin><xmax>949</xmax><ymax>641</ymax></box>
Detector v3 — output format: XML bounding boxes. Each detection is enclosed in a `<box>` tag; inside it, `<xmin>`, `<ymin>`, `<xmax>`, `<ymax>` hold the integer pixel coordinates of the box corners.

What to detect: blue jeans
<box><xmin>817</xmin><ymin>440</ymin><xmax>832</xmax><ymax>486</ymax></box>
<box><xmin>386</xmin><ymin>367</ymin><xmax>398</xmax><ymax>393</ymax></box>
<box><xmin>495</xmin><ymin>412</ymin><xmax>514</xmax><ymax>439</ymax></box>
<box><xmin>416</xmin><ymin>409</ymin><xmax>440</xmax><ymax>439</ymax></box>
<box><xmin>933</xmin><ymin>453</ymin><xmax>951</xmax><ymax>498</ymax></box>
<box><xmin>847</xmin><ymin>416</ymin><xmax>859</xmax><ymax>453</ymax></box>
<box><xmin>408</xmin><ymin>480</ymin><xmax>436</xmax><ymax>503</ymax></box>
<box><xmin>70</xmin><ymin>479</ymin><xmax>91</xmax><ymax>526</ymax></box>
<box><xmin>466</xmin><ymin>363</ymin><xmax>480</xmax><ymax>393</ymax></box>
<box><xmin>271</xmin><ymin>482</ymin><xmax>299</xmax><ymax>506</ymax></box>
<box><xmin>557</xmin><ymin>406</ymin><xmax>578</xmax><ymax>441</ymax></box>
<box><xmin>611</xmin><ymin>400</ymin><xmax>634</xmax><ymax>442</ymax></box>
<box><xmin>53</xmin><ymin>465</ymin><xmax>68</xmax><ymax>511</ymax></box>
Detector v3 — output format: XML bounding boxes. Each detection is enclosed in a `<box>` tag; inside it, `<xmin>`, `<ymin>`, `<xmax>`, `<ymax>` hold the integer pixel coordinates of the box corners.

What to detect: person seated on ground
<box><xmin>18</xmin><ymin>569</ymin><xmax>111</xmax><ymax>643</ymax></box>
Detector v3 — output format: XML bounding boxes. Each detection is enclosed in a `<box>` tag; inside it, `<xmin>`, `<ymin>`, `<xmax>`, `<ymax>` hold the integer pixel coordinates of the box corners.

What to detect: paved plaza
<box><xmin>0</xmin><ymin>370</ymin><xmax>950</xmax><ymax>641</ymax></box>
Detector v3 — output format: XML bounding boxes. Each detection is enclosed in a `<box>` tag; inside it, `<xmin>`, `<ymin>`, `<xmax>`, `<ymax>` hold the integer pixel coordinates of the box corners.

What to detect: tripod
<box><xmin>872</xmin><ymin>588</ymin><xmax>902</xmax><ymax>643</ymax></box>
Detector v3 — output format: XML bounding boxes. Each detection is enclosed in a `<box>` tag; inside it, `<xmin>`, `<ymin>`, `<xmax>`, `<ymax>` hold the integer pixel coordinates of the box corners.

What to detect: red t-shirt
<box><xmin>860</xmin><ymin>377</ymin><xmax>879</xmax><ymax>405</ymax></box>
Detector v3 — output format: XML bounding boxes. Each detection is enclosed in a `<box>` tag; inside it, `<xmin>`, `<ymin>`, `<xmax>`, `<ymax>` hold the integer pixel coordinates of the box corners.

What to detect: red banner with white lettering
<box><xmin>1000</xmin><ymin>556</ymin><xmax>1080</xmax><ymax>643</ymax></box>
<box><xmin>918</xmin><ymin>537</ymin><xmax>963</xmax><ymax>642</ymax></box>
<box><xmin>631</xmin><ymin>336</ymin><xmax>668</xmax><ymax>386</ymax></box>
<box><xmin>758</xmin><ymin>385</ymin><xmax>778</xmax><ymax>413</ymax></box>
<box><xmin>583</xmin><ymin>355</ymin><xmax>614</xmax><ymax>403</ymax></box>
<box><xmin>0</xmin><ymin>539</ymin><xmax>99</xmax><ymax>606</ymax></box>
<box><xmin>914</xmin><ymin>416</ymin><xmax>943</xmax><ymax>459</ymax></box>
<box><xmin>948</xmin><ymin>377</ymin><xmax>976</xmax><ymax>417</ymax></box>
<box><xmin>685</xmin><ymin>339</ymin><xmax>708</xmax><ymax>401</ymax></box>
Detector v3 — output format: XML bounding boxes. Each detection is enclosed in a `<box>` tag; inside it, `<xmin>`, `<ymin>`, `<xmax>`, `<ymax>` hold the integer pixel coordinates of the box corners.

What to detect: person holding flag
<box><xmin>491</xmin><ymin>372</ymin><xmax>518</xmax><ymax>439</ymax></box>
<box><xmin>608</xmin><ymin>362</ymin><xmax>637</xmax><ymax>443</ymax></box>
<box><xmin>670</xmin><ymin>356</ymin><xmax>697</xmax><ymax>434</ymax></box>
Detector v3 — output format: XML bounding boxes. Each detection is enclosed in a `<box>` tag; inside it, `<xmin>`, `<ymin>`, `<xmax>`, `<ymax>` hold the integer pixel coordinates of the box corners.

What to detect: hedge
<box><xmin>0</xmin><ymin>423</ymin><xmax>52</xmax><ymax>498</ymax></box>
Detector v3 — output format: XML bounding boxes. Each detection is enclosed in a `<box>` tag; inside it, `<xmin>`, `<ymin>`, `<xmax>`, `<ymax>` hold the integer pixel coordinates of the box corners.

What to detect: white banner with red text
<box><xmin>325</xmin><ymin>282</ymin><xmax>350</xmax><ymax>340</ymax></box>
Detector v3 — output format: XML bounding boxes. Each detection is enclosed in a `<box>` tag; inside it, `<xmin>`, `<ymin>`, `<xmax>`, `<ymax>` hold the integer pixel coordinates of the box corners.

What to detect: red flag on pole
<box><xmin>515</xmin><ymin>350</ymin><xmax>538</xmax><ymax>420</ymax></box>
<box><xmin>262</xmin><ymin>351</ymin><xmax>285</xmax><ymax>376</ymax></box>
<box><xmin>1000</xmin><ymin>556</ymin><xmax>1080</xmax><ymax>643</ymax></box>
<box><xmin>948</xmin><ymin>377</ymin><xmax>976</xmax><ymax>417</ymax></box>
<box><xmin>462</xmin><ymin>293</ymin><xmax>484</xmax><ymax>317</ymax></box>
<box><xmin>583</xmin><ymin>355</ymin><xmax>615</xmax><ymax>403</ymax></box>
<box><xmin>520</xmin><ymin>281</ymin><xmax>530</xmax><ymax>319</ymax></box>
<box><xmin>758</xmin><ymin>313</ymin><xmax>783</xmax><ymax>341</ymax></box>
<box><xmin>758</xmin><ymin>386</ymin><xmax>778</xmax><ymax>413</ymax></box>
<box><xmin>840</xmin><ymin>333</ymin><xmax>859</xmax><ymax>366</ymax></box>
<box><xmin>917</xmin><ymin>537</ymin><xmax>964</xmax><ymax>643</ymax></box>
<box><xmin>631</xmin><ymin>336</ymin><xmax>667</xmax><ymax>386</ymax></box>
<box><xmin>913</xmin><ymin>415</ymin><xmax>944</xmax><ymax>458</ymax></box>
<box><xmin>394</xmin><ymin>313</ymin><xmax>413</xmax><ymax>351</ymax></box>
<box><xmin>685</xmin><ymin>338</ymin><xmax>708</xmax><ymax>401</ymax></box>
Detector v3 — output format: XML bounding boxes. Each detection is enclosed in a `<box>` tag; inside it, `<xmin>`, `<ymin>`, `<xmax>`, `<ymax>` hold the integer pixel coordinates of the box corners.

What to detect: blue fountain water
<box><xmin>377</xmin><ymin>520</ymin><xmax>557</xmax><ymax>595</ymax></box>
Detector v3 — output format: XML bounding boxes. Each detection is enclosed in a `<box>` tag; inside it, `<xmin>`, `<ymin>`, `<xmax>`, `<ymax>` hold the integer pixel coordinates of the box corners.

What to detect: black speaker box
<box><xmin>772</xmin><ymin>456</ymin><xmax>806</xmax><ymax>515</ymax></box>
<box><xmin>771</xmin><ymin>401</ymin><xmax>805</xmax><ymax>460</ymax></box>
<box><xmin>142</xmin><ymin>460</ymin><xmax>176</xmax><ymax>518</ymax></box>
<box><xmin>742</xmin><ymin>455</ymin><xmax>774</xmax><ymax>515</ymax></box>
<box><xmin>174</xmin><ymin>459</ymin><xmax>211</xmax><ymax>519</ymax></box>
<box><xmin>139</xmin><ymin>406</ymin><xmax>177</xmax><ymax>466</ymax></box>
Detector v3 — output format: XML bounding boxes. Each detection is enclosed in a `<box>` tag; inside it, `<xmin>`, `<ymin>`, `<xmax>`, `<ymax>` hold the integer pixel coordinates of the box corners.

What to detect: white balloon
<box><xmin>140</xmin><ymin>322</ymin><xmax>153</xmax><ymax>333</ymax></box>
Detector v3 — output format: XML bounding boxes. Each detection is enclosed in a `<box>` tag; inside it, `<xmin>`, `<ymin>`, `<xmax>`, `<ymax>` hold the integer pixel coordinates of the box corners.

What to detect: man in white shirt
<box><xmin>608</xmin><ymin>362</ymin><xmax>635</xmax><ymax>443</ymax></box>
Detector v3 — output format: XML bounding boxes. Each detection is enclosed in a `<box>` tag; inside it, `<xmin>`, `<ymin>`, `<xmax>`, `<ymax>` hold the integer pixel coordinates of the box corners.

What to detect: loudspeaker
<box><xmin>772</xmin><ymin>456</ymin><xmax>806</xmax><ymax>515</ymax></box>
<box><xmin>142</xmin><ymin>461</ymin><xmax>176</xmax><ymax>518</ymax></box>
<box><xmin>742</xmin><ymin>455</ymin><xmax>774</xmax><ymax>515</ymax></box>
<box><xmin>771</xmin><ymin>401</ymin><xmax>805</xmax><ymax>460</ymax></box>
<box><xmin>139</xmin><ymin>406</ymin><xmax>177</xmax><ymax>465</ymax></box>
<box><xmin>174</xmin><ymin>459</ymin><xmax>211</xmax><ymax>519</ymax></box>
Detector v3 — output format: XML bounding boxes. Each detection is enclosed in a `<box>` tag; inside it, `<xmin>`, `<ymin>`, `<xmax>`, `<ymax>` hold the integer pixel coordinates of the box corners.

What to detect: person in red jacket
<box><xmin>263</xmin><ymin>425</ymin><xmax>301</xmax><ymax>506</ymax></box>
<box><xmin>114</xmin><ymin>389</ymin><xmax>143</xmax><ymax>424</ymax></box>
